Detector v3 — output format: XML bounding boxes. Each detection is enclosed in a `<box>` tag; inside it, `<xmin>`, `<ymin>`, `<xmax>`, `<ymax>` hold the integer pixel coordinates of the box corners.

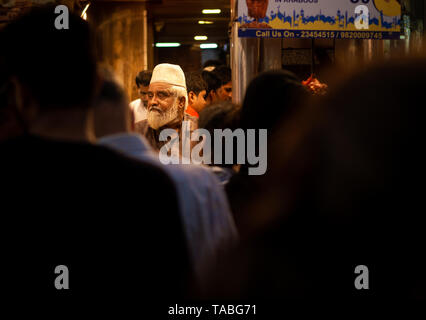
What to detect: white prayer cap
<box><xmin>150</xmin><ymin>63</ymin><xmax>186</xmax><ymax>89</ymax></box>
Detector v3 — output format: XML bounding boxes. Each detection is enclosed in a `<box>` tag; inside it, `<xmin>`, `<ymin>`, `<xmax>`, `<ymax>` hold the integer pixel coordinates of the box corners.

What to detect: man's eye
<box><xmin>148</xmin><ymin>93</ymin><xmax>153</xmax><ymax>98</ymax></box>
<box><xmin>158</xmin><ymin>93</ymin><xmax>166</xmax><ymax>99</ymax></box>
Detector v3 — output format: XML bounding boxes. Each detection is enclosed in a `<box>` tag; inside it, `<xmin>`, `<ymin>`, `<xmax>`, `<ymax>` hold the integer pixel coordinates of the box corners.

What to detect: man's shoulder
<box><xmin>0</xmin><ymin>135</ymin><xmax>171</xmax><ymax>182</ymax></box>
<box><xmin>129</xmin><ymin>98</ymin><xmax>141</xmax><ymax>110</ymax></box>
<box><xmin>166</xmin><ymin>162</ymin><xmax>223</xmax><ymax>193</ymax></box>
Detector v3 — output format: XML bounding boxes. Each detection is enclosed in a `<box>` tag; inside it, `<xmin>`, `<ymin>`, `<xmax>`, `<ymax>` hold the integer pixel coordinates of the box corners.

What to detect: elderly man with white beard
<box><xmin>136</xmin><ymin>63</ymin><xmax>198</xmax><ymax>152</ymax></box>
<box><xmin>94</xmin><ymin>67</ymin><xmax>238</xmax><ymax>287</ymax></box>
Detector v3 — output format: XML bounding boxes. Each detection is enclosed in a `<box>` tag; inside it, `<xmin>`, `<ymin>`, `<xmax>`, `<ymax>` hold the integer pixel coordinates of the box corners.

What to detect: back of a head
<box><xmin>185</xmin><ymin>71</ymin><xmax>207</xmax><ymax>95</ymax></box>
<box><xmin>240</xmin><ymin>70</ymin><xmax>307</xmax><ymax>134</ymax></box>
<box><xmin>198</xmin><ymin>101</ymin><xmax>240</xmax><ymax>167</ymax></box>
<box><xmin>0</xmin><ymin>5</ymin><xmax>96</xmax><ymax>110</ymax></box>
<box><xmin>212</xmin><ymin>65</ymin><xmax>231</xmax><ymax>85</ymax></box>
<box><xmin>198</xmin><ymin>101</ymin><xmax>240</xmax><ymax>132</ymax></box>
<box><xmin>94</xmin><ymin>68</ymin><xmax>131</xmax><ymax>138</ymax></box>
<box><xmin>202</xmin><ymin>65</ymin><xmax>231</xmax><ymax>94</ymax></box>
<box><xmin>135</xmin><ymin>70</ymin><xmax>152</xmax><ymax>88</ymax></box>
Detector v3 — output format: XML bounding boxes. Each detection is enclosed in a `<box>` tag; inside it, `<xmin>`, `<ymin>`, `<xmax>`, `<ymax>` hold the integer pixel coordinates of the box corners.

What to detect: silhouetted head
<box><xmin>94</xmin><ymin>68</ymin><xmax>131</xmax><ymax>138</ymax></box>
<box><xmin>0</xmin><ymin>5</ymin><xmax>97</xmax><ymax>112</ymax></box>
<box><xmin>241</xmin><ymin>70</ymin><xmax>307</xmax><ymax>131</ymax></box>
<box><xmin>198</xmin><ymin>101</ymin><xmax>240</xmax><ymax>168</ymax></box>
<box><xmin>240</xmin><ymin>69</ymin><xmax>307</xmax><ymax>136</ymax></box>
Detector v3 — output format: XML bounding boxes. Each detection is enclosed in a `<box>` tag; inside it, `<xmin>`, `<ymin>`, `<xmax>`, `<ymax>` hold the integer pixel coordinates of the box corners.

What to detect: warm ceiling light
<box><xmin>202</xmin><ymin>9</ymin><xmax>221</xmax><ymax>14</ymax></box>
<box><xmin>198</xmin><ymin>20</ymin><xmax>214</xmax><ymax>25</ymax></box>
<box><xmin>155</xmin><ymin>43</ymin><xmax>181</xmax><ymax>48</ymax></box>
<box><xmin>200</xmin><ymin>43</ymin><xmax>218</xmax><ymax>49</ymax></box>
<box><xmin>194</xmin><ymin>35</ymin><xmax>208</xmax><ymax>41</ymax></box>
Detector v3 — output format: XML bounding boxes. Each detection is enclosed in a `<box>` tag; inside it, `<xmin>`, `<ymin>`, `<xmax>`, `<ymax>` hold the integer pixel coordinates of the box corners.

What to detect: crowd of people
<box><xmin>1</xmin><ymin>5</ymin><xmax>425</xmax><ymax>314</ymax></box>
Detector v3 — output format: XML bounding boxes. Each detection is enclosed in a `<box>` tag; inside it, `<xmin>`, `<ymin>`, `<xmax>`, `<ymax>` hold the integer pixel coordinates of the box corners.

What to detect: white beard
<box><xmin>147</xmin><ymin>100</ymin><xmax>180</xmax><ymax>130</ymax></box>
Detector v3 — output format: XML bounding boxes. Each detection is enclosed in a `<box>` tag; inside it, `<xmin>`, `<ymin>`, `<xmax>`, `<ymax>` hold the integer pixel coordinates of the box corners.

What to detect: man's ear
<box><xmin>178</xmin><ymin>96</ymin><xmax>186</xmax><ymax>109</ymax></box>
<box><xmin>188</xmin><ymin>91</ymin><xmax>195</xmax><ymax>105</ymax></box>
<box><xmin>208</xmin><ymin>90</ymin><xmax>216</xmax><ymax>103</ymax></box>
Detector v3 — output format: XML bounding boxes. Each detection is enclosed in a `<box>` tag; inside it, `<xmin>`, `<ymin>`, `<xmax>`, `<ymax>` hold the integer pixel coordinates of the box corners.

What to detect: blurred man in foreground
<box><xmin>0</xmin><ymin>6</ymin><xmax>189</xmax><ymax>313</ymax></box>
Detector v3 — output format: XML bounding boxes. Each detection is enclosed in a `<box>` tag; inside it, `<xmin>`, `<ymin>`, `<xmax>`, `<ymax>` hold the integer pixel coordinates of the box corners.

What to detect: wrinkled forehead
<box><xmin>148</xmin><ymin>82</ymin><xmax>173</xmax><ymax>92</ymax></box>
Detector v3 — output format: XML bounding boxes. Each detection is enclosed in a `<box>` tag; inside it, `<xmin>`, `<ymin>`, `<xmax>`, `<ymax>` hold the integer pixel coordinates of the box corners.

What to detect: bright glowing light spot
<box><xmin>202</xmin><ymin>9</ymin><xmax>221</xmax><ymax>14</ymax></box>
<box><xmin>200</xmin><ymin>43</ymin><xmax>218</xmax><ymax>49</ymax></box>
<box><xmin>155</xmin><ymin>43</ymin><xmax>181</xmax><ymax>48</ymax></box>
<box><xmin>81</xmin><ymin>3</ymin><xmax>90</xmax><ymax>20</ymax></box>
<box><xmin>198</xmin><ymin>20</ymin><xmax>214</xmax><ymax>25</ymax></box>
<box><xmin>194</xmin><ymin>35</ymin><xmax>208</xmax><ymax>41</ymax></box>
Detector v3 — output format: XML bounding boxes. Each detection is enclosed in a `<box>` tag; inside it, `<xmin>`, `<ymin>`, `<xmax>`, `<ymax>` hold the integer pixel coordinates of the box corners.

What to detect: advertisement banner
<box><xmin>238</xmin><ymin>0</ymin><xmax>401</xmax><ymax>39</ymax></box>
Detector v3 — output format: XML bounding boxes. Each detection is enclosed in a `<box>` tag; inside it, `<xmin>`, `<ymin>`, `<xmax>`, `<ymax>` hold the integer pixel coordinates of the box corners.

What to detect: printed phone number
<box><xmin>300</xmin><ymin>30</ymin><xmax>383</xmax><ymax>39</ymax></box>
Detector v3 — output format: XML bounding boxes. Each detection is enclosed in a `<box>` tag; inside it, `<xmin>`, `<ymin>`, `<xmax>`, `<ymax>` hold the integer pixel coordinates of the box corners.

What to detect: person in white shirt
<box><xmin>129</xmin><ymin>70</ymin><xmax>152</xmax><ymax>123</ymax></box>
<box><xmin>94</xmin><ymin>68</ymin><xmax>238</xmax><ymax>284</ymax></box>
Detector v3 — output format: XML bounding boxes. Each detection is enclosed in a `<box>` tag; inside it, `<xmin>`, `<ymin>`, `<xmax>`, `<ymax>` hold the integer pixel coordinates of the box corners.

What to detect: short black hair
<box><xmin>0</xmin><ymin>5</ymin><xmax>96</xmax><ymax>110</ymax></box>
<box><xmin>198</xmin><ymin>101</ymin><xmax>240</xmax><ymax>131</ymax></box>
<box><xmin>135</xmin><ymin>70</ymin><xmax>152</xmax><ymax>87</ymax></box>
<box><xmin>202</xmin><ymin>65</ymin><xmax>232</xmax><ymax>96</ymax></box>
<box><xmin>198</xmin><ymin>101</ymin><xmax>241</xmax><ymax>167</ymax></box>
<box><xmin>185</xmin><ymin>71</ymin><xmax>207</xmax><ymax>95</ymax></box>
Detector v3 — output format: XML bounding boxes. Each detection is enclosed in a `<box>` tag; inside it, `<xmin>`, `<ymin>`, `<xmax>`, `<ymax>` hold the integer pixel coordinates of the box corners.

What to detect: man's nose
<box><xmin>149</xmin><ymin>95</ymin><xmax>159</xmax><ymax>105</ymax></box>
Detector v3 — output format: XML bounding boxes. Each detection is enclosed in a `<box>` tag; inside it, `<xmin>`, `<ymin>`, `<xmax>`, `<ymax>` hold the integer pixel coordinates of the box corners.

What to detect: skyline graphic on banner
<box><xmin>238</xmin><ymin>8</ymin><xmax>400</xmax><ymax>32</ymax></box>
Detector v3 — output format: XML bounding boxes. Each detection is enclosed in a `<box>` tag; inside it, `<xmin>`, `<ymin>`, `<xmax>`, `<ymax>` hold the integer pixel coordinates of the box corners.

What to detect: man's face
<box><xmin>189</xmin><ymin>90</ymin><xmax>207</xmax><ymax>113</ymax></box>
<box><xmin>138</xmin><ymin>85</ymin><xmax>149</xmax><ymax>108</ymax></box>
<box><xmin>246</xmin><ymin>0</ymin><xmax>268</xmax><ymax>19</ymax></box>
<box><xmin>216</xmin><ymin>81</ymin><xmax>232</xmax><ymax>102</ymax></box>
<box><xmin>147</xmin><ymin>82</ymin><xmax>184</xmax><ymax>130</ymax></box>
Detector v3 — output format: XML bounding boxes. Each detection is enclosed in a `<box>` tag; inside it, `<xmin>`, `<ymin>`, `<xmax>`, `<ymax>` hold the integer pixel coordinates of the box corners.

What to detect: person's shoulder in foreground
<box><xmin>1</xmin><ymin>134</ymin><xmax>191</xmax><ymax>307</ymax></box>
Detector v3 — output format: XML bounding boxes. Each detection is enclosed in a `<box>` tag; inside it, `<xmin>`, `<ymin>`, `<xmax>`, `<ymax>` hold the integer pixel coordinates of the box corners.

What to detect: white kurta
<box><xmin>129</xmin><ymin>98</ymin><xmax>147</xmax><ymax>123</ymax></box>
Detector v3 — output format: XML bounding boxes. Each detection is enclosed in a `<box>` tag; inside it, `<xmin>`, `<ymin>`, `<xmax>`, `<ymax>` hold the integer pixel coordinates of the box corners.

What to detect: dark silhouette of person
<box><xmin>226</xmin><ymin>70</ymin><xmax>309</xmax><ymax>238</ymax></box>
<box><xmin>0</xmin><ymin>6</ymin><xmax>191</xmax><ymax>315</ymax></box>
<box><xmin>205</xmin><ymin>58</ymin><xmax>426</xmax><ymax>300</ymax></box>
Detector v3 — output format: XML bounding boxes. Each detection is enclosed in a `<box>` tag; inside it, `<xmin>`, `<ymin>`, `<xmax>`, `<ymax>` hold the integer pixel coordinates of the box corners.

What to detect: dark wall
<box><xmin>155</xmin><ymin>45</ymin><xmax>202</xmax><ymax>72</ymax></box>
